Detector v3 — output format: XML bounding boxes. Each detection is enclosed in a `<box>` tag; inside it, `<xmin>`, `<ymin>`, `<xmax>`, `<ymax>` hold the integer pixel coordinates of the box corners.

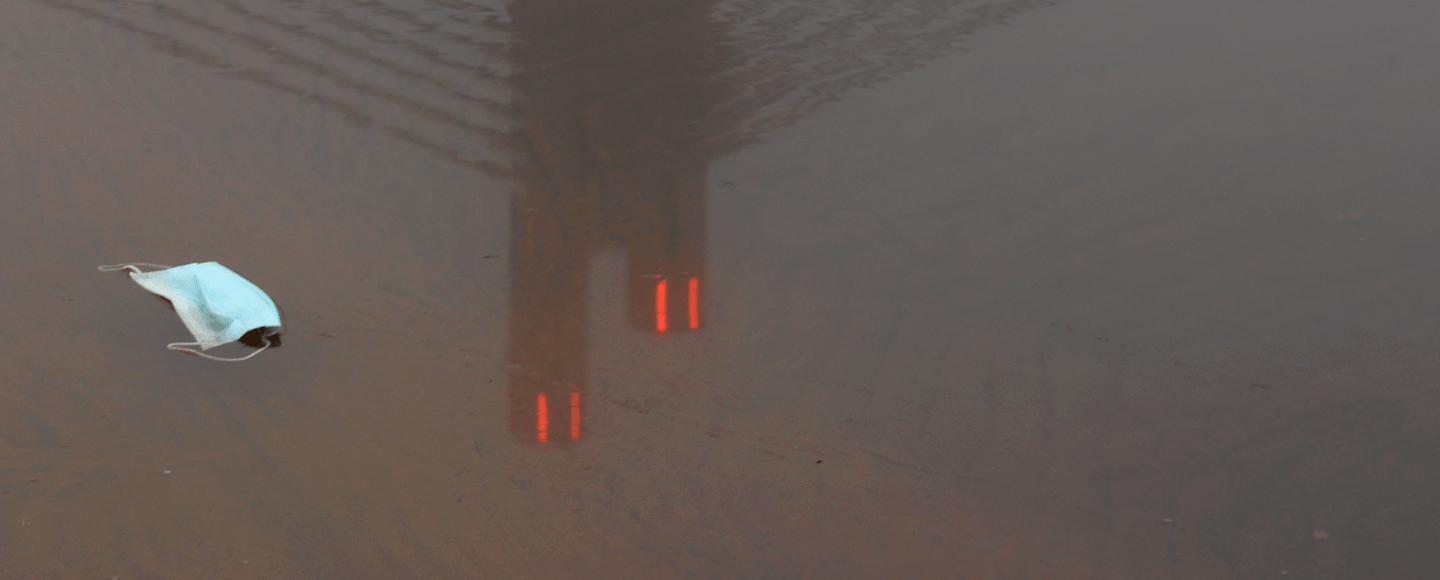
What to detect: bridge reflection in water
<box><xmin>499</xmin><ymin>0</ymin><xmax>1044</xmax><ymax>444</ymax></box>
<box><xmin>40</xmin><ymin>0</ymin><xmax>1053</xmax><ymax>448</ymax></box>
<box><xmin>502</xmin><ymin>0</ymin><xmax>717</xmax><ymax>444</ymax></box>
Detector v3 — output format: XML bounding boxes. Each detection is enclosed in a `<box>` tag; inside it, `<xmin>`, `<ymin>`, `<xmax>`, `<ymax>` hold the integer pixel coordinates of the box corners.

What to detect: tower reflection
<box><xmin>504</xmin><ymin>0</ymin><xmax>722</xmax><ymax>444</ymax></box>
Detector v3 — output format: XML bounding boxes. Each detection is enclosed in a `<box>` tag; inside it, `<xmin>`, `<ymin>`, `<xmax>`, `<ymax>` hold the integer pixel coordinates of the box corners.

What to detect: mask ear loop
<box><xmin>98</xmin><ymin>263</ymin><xmax>173</xmax><ymax>274</ymax></box>
<box><xmin>167</xmin><ymin>341</ymin><xmax>270</xmax><ymax>362</ymax></box>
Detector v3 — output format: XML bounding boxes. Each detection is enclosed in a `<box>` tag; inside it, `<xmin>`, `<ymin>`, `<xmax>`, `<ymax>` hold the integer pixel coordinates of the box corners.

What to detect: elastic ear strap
<box><xmin>98</xmin><ymin>263</ymin><xmax>173</xmax><ymax>274</ymax></box>
<box><xmin>167</xmin><ymin>342</ymin><xmax>270</xmax><ymax>362</ymax></box>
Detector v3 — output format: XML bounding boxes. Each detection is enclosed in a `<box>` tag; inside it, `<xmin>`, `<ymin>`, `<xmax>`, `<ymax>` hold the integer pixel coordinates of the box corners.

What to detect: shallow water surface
<box><xmin>3</xmin><ymin>0</ymin><xmax>1440</xmax><ymax>577</ymax></box>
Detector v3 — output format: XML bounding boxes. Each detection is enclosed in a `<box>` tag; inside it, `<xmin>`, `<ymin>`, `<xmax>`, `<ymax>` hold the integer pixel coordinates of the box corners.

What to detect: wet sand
<box><xmin>3</xmin><ymin>0</ymin><xmax>1439</xmax><ymax>577</ymax></box>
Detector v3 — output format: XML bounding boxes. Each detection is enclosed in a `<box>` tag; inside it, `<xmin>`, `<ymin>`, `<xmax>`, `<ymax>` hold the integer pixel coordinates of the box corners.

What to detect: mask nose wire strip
<box><xmin>98</xmin><ymin>263</ymin><xmax>173</xmax><ymax>274</ymax></box>
<box><xmin>167</xmin><ymin>341</ymin><xmax>270</xmax><ymax>362</ymax></box>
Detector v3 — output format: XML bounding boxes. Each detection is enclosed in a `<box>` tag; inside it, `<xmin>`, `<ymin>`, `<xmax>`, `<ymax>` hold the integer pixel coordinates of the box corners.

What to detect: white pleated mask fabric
<box><xmin>99</xmin><ymin>262</ymin><xmax>283</xmax><ymax>361</ymax></box>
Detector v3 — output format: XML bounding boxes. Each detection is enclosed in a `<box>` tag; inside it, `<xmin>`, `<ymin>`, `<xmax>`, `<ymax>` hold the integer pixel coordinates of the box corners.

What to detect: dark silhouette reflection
<box><xmin>504</xmin><ymin>0</ymin><xmax>721</xmax><ymax>444</ymax></box>
<box><xmin>498</xmin><ymin>0</ymin><xmax>1056</xmax><ymax>444</ymax></box>
<box><xmin>237</xmin><ymin>327</ymin><xmax>283</xmax><ymax>349</ymax></box>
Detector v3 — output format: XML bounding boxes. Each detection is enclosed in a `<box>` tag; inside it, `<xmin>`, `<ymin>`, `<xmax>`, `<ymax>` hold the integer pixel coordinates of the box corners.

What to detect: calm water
<box><xmin>3</xmin><ymin>0</ymin><xmax>1439</xmax><ymax>577</ymax></box>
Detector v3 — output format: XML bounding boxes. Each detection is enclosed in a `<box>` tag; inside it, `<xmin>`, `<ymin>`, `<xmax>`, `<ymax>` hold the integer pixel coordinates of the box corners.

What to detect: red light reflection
<box><xmin>688</xmin><ymin>276</ymin><xmax>700</xmax><ymax>330</ymax></box>
<box><xmin>570</xmin><ymin>391</ymin><xmax>581</xmax><ymax>441</ymax></box>
<box><xmin>656</xmin><ymin>278</ymin><xmax>669</xmax><ymax>332</ymax></box>
<box><xmin>536</xmin><ymin>392</ymin><xmax>549</xmax><ymax>443</ymax></box>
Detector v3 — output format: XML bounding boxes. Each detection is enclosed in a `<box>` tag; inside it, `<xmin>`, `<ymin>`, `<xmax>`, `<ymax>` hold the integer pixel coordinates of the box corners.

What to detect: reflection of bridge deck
<box><xmin>45</xmin><ymin>0</ymin><xmax>1051</xmax><ymax>178</ymax></box>
<box><xmin>41</xmin><ymin>0</ymin><xmax>516</xmax><ymax>175</ymax></box>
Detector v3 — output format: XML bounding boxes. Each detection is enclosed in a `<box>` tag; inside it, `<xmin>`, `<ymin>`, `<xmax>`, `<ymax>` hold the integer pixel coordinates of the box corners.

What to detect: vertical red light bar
<box><xmin>688</xmin><ymin>277</ymin><xmax>700</xmax><ymax>330</ymax></box>
<box><xmin>656</xmin><ymin>278</ymin><xmax>669</xmax><ymax>332</ymax></box>
<box><xmin>536</xmin><ymin>393</ymin><xmax>549</xmax><ymax>443</ymax></box>
<box><xmin>570</xmin><ymin>391</ymin><xmax>581</xmax><ymax>441</ymax></box>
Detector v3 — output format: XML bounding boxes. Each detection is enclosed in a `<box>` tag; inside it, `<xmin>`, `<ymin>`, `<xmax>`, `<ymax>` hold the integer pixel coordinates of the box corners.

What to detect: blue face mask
<box><xmin>99</xmin><ymin>262</ymin><xmax>284</xmax><ymax>361</ymax></box>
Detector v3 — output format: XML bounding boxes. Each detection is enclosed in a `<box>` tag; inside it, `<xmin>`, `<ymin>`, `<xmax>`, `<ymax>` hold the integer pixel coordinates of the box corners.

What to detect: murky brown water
<box><xmin>3</xmin><ymin>0</ymin><xmax>1439</xmax><ymax>577</ymax></box>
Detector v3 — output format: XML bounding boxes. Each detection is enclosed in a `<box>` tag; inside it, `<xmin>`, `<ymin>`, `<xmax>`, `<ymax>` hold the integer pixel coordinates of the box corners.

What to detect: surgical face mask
<box><xmin>99</xmin><ymin>262</ymin><xmax>284</xmax><ymax>361</ymax></box>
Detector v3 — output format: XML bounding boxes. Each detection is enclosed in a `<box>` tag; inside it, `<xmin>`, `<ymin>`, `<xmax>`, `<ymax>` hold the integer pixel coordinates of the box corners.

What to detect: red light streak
<box><xmin>656</xmin><ymin>279</ymin><xmax>668</xmax><ymax>332</ymax></box>
<box><xmin>536</xmin><ymin>393</ymin><xmax>549</xmax><ymax>443</ymax></box>
<box><xmin>688</xmin><ymin>277</ymin><xmax>700</xmax><ymax>330</ymax></box>
<box><xmin>570</xmin><ymin>391</ymin><xmax>581</xmax><ymax>441</ymax></box>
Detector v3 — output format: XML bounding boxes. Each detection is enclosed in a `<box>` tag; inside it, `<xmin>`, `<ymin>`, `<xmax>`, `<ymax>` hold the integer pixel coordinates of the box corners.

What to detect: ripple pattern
<box><xmin>708</xmin><ymin>0</ymin><xmax>1058</xmax><ymax>147</ymax></box>
<box><xmin>42</xmin><ymin>0</ymin><xmax>517</xmax><ymax>175</ymax></box>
